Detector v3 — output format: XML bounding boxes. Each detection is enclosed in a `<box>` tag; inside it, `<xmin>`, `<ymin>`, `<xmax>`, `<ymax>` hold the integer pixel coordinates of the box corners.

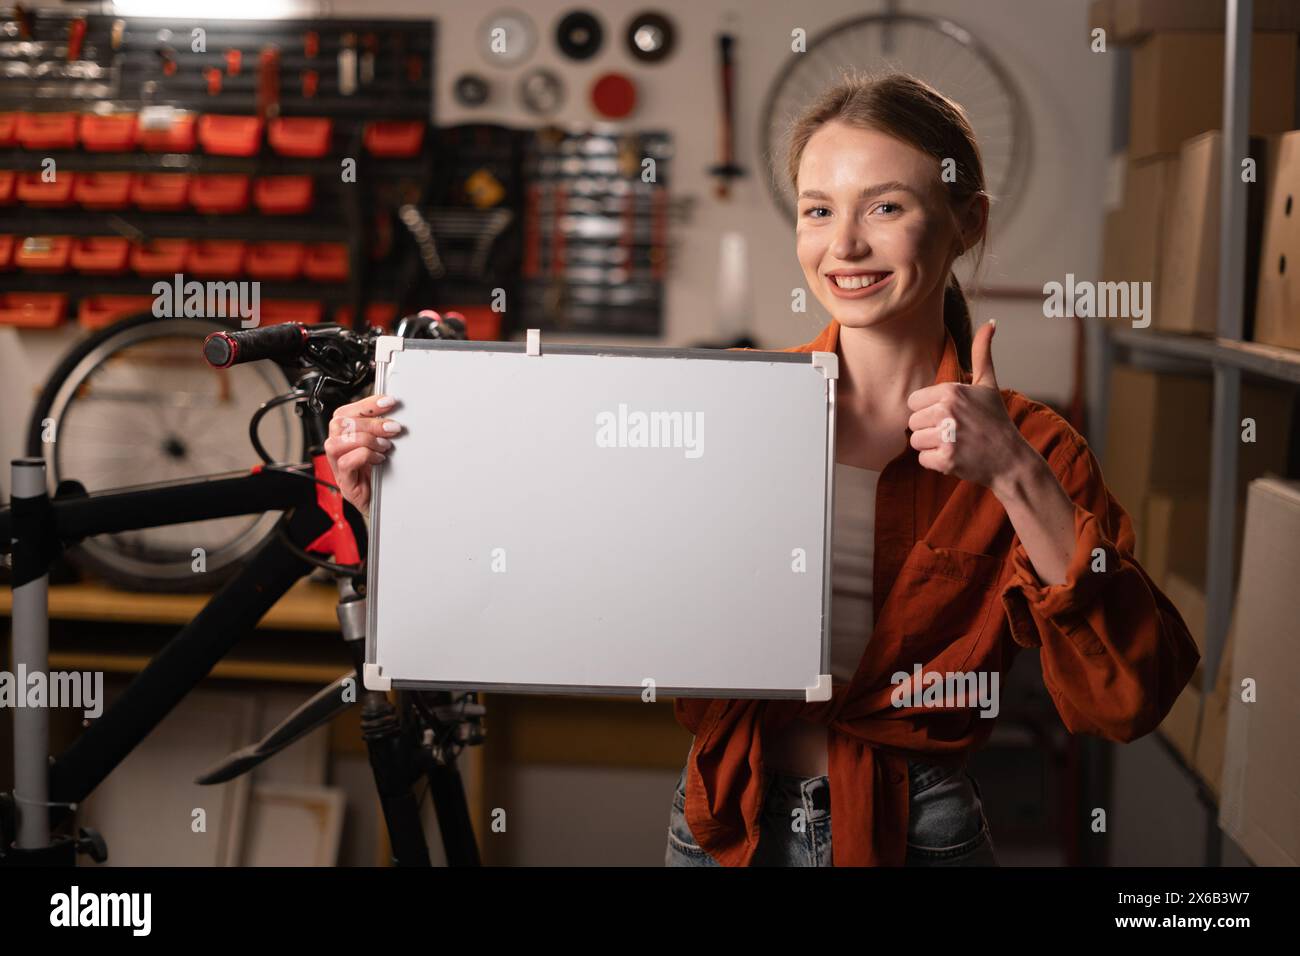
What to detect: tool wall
<box><xmin>0</xmin><ymin>11</ymin><xmax>434</xmax><ymax>332</ymax></box>
<box><xmin>2</xmin><ymin>8</ymin><xmax>679</xmax><ymax>339</ymax></box>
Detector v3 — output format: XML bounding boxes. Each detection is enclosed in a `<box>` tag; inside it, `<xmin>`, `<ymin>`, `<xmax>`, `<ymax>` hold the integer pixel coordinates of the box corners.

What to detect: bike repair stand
<box><xmin>1</xmin><ymin>457</ymin><xmax>104</xmax><ymax>865</ymax></box>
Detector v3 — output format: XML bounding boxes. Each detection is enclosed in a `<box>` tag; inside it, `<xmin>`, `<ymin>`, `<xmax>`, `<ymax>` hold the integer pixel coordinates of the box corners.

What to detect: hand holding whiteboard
<box><xmin>363</xmin><ymin>332</ymin><xmax>838</xmax><ymax>701</ymax></box>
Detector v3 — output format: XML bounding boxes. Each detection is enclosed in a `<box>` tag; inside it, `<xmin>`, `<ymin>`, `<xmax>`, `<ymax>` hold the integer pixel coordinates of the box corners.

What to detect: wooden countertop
<box><xmin>0</xmin><ymin>575</ymin><xmax>342</xmax><ymax>631</ymax></box>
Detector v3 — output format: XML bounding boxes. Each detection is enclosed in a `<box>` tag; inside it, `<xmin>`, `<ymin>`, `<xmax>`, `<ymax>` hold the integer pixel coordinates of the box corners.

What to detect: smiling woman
<box><xmin>787</xmin><ymin>74</ymin><xmax>990</xmax><ymax>375</ymax></box>
<box><xmin>667</xmin><ymin>72</ymin><xmax>1200</xmax><ymax>868</ymax></box>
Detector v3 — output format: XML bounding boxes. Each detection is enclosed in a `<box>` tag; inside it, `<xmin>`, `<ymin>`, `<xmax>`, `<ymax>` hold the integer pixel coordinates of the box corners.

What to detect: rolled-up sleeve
<box><xmin>1000</xmin><ymin>438</ymin><xmax>1201</xmax><ymax>743</ymax></box>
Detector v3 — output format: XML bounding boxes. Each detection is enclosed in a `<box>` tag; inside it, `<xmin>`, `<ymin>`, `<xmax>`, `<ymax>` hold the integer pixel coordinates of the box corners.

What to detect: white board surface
<box><xmin>364</xmin><ymin>337</ymin><xmax>837</xmax><ymax>701</ymax></box>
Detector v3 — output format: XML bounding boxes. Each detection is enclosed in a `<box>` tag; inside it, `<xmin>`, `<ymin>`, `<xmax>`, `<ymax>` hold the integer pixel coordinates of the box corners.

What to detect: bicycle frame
<box><xmin>1</xmin><ymin>433</ymin><xmax>480</xmax><ymax>867</ymax></box>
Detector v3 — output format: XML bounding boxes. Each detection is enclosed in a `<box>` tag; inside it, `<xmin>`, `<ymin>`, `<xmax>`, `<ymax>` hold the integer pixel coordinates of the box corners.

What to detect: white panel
<box><xmin>367</xmin><ymin>343</ymin><xmax>834</xmax><ymax>697</ymax></box>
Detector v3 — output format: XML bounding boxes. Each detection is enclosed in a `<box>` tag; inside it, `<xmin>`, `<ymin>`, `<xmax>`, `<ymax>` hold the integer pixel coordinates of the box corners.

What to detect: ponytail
<box><xmin>943</xmin><ymin>274</ymin><xmax>973</xmax><ymax>373</ymax></box>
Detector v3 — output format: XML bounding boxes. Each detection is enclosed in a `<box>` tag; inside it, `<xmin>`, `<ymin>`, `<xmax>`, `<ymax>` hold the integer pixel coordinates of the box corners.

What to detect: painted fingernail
<box><xmin>382</xmin><ymin>421</ymin><xmax>402</xmax><ymax>434</ymax></box>
<box><xmin>376</xmin><ymin>437</ymin><xmax>392</xmax><ymax>450</ymax></box>
<box><xmin>376</xmin><ymin>395</ymin><xmax>396</xmax><ymax>408</ymax></box>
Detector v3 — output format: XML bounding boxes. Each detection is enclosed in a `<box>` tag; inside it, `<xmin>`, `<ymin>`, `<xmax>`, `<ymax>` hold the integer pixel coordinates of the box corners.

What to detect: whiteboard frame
<box><xmin>363</xmin><ymin>333</ymin><xmax>838</xmax><ymax>702</ymax></box>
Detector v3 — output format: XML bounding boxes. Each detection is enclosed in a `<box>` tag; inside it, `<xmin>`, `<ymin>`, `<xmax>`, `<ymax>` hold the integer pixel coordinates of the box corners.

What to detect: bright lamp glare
<box><xmin>110</xmin><ymin>0</ymin><xmax>319</xmax><ymax>18</ymax></box>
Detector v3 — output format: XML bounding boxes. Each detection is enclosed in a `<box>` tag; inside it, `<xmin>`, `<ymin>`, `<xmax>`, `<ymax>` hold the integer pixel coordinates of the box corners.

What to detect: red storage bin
<box><xmin>268</xmin><ymin>117</ymin><xmax>332</xmax><ymax>158</ymax></box>
<box><xmin>441</xmin><ymin>305</ymin><xmax>502</xmax><ymax>341</ymax></box>
<box><xmin>0</xmin><ymin>293</ymin><xmax>68</xmax><ymax>329</ymax></box>
<box><xmin>198</xmin><ymin>114</ymin><xmax>263</xmax><ymax>156</ymax></box>
<box><xmin>258</xmin><ymin>300</ymin><xmax>323</xmax><ymax>326</ymax></box>
<box><xmin>75</xmin><ymin>172</ymin><xmax>134</xmax><ymax>210</ymax></box>
<box><xmin>253</xmin><ymin>175</ymin><xmax>313</xmax><ymax>215</ymax></box>
<box><xmin>130</xmin><ymin>239</ymin><xmax>190</xmax><ymax>276</ymax></box>
<box><xmin>137</xmin><ymin>110</ymin><xmax>197</xmax><ymax>152</ymax></box>
<box><xmin>187</xmin><ymin>240</ymin><xmax>246</xmax><ymax>277</ymax></box>
<box><xmin>16</xmin><ymin>172</ymin><xmax>76</xmax><ymax>207</ymax></box>
<box><xmin>78</xmin><ymin>295</ymin><xmax>156</xmax><ymax>330</ymax></box>
<box><xmin>79</xmin><ymin>113</ymin><xmax>138</xmax><ymax>152</ymax></box>
<box><xmin>16</xmin><ymin>113</ymin><xmax>78</xmax><ymax>150</ymax></box>
<box><xmin>0</xmin><ymin>235</ymin><xmax>14</xmax><ymax>270</ymax></box>
<box><xmin>333</xmin><ymin>302</ymin><xmax>398</xmax><ymax>328</ymax></box>
<box><xmin>131</xmin><ymin>173</ymin><xmax>191</xmax><ymax>212</ymax></box>
<box><xmin>0</xmin><ymin>171</ymin><xmax>14</xmax><ymax>205</ymax></box>
<box><xmin>0</xmin><ymin>113</ymin><xmax>18</xmax><ymax>147</ymax></box>
<box><xmin>363</xmin><ymin>121</ymin><xmax>425</xmax><ymax>158</ymax></box>
<box><xmin>190</xmin><ymin>174</ymin><xmax>250</xmax><ymax>214</ymax></box>
<box><xmin>15</xmin><ymin>236</ymin><xmax>72</xmax><ymax>273</ymax></box>
<box><xmin>246</xmin><ymin>242</ymin><xmax>305</xmax><ymax>280</ymax></box>
<box><xmin>302</xmin><ymin>243</ymin><xmax>348</xmax><ymax>282</ymax></box>
<box><xmin>71</xmin><ymin>237</ymin><xmax>131</xmax><ymax>275</ymax></box>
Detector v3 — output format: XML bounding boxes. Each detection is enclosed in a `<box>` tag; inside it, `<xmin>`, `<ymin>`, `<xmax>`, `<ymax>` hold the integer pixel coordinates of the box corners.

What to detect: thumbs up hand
<box><xmin>905</xmin><ymin>320</ymin><xmax>1037</xmax><ymax>497</ymax></box>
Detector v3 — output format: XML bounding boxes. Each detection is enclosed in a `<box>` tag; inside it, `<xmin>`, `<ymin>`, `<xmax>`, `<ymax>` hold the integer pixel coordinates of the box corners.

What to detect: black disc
<box><xmin>556</xmin><ymin>9</ymin><xmax>603</xmax><ymax>61</ymax></box>
<box><xmin>453</xmin><ymin>73</ymin><xmax>490</xmax><ymax>107</ymax></box>
<box><xmin>625</xmin><ymin>11</ymin><xmax>676</xmax><ymax>63</ymax></box>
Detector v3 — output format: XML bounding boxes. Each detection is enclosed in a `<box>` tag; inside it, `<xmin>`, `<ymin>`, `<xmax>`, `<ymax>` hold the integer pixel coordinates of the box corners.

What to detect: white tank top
<box><xmin>764</xmin><ymin>462</ymin><xmax>879</xmax><ymax>776</ymax></box>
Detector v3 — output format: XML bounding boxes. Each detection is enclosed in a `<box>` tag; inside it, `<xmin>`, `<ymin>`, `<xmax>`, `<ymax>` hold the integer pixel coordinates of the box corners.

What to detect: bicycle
<box><xmin>0</xmin><ymin>312</ymin><xmax>485</xmax><ymax>867</ymax></box>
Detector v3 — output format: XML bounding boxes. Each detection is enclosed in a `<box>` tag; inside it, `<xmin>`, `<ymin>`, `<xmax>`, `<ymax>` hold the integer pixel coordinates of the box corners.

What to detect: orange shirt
<box><xmin>672</xmin><ymin>319</ymin><xmax>1201</xmax><ymax>866</ymax></box>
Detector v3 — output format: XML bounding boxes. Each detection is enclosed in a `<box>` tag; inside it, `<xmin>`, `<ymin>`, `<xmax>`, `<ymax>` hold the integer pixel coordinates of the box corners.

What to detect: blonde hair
<box><xmin>784</xmin><ymin>72</ymin><xmax>990</xmax><ymax>370</ymax></box>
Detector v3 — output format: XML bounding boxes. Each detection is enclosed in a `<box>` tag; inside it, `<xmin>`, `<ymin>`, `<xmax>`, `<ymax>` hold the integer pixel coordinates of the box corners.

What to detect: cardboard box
<box><xmin>1092</xmin><ymin>0</ymin><xmax>1300</xmax><ymax>44</ymax></box>
<box><xmin>1164</xmin><ymin>572</ymin><xmax>1208</xmax><ymax>669</ymax></box>
<box><xmin>1217</xmin><ymin>478</ymin><xmax>1300</xmax><ymax>866</ymax></box>
<box><xmin>1157</xmin><ymin>132</ymin><xmax>1274</xmax><ymax>335</ymax></box>
<box><xmin>1141</xmin><ymin>494</ymin><xmax>1209</xmax><ymax>587</ymax></box>
<box><xmin>1101</xmin><ymin>155</ymin><xmax>1180</xmax><ymax>324</ymax></box>
<box><xmin>1089</xmin><ymin>0</ymin><xmax>1117</xmax><ymax>38</ymax></box>
<box><xmin>1195</xmin><ymin>617</ymin><xmax>1238</xmax><ymax>801</ymax></box>
<box><xmin>1255</xmin><ymin>130</ymin><xmax>1300</xmax><ymax>350</ymax></box>
<box><xmin>1102</xmin><ymin>367</ymin><xmax>1294</xmax><ymax>538</ymax></box>
<box><xmin>1158</xmin><ymin>681</ymin><xmax>1203</xmax><ymax>765</ymax></box>
<box><xmin>1129</xmin><ymin>32</ymin><xmax>1297</xmax><ymax>161</ymax></box>
<box><xmin>1157</xmin><ymin>573</ymin><xmax>1206</xmax><ymax>763</ymax></box>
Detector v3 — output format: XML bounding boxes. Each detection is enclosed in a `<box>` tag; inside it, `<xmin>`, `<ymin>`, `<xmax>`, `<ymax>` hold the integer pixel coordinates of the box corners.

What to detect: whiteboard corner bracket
<box><xmin>811</xmin><ymin>351</ymin><xmax>838</xmax><ymax>379</ymax></box>
<box><xmin>526</xmin><ymin>329</ymin><xmax>542</xmax><ymax>355</ymax></box>
<box><xmin>375</xmin><ymin>336</ymin><xmax>404</xmax><ymax>366</ymax></box>
<box><xmin>364</xmin><ymin>662</ymin><xmax>392</xmax><ymax>692</ymax></box>
<box><xmin>805</xmin><ymin>674</ymin><xmax>833</xmax><ymax>702</ymax></box>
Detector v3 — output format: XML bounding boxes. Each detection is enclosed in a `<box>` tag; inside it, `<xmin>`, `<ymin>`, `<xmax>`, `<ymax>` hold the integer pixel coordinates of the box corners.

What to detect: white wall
<box><xmin>0</xmin><ymin>0</ymin><xmax>1110</xmax><ymax>481</ymax></box>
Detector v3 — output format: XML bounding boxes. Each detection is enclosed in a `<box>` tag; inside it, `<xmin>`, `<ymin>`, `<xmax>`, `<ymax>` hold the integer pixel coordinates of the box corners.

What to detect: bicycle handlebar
<box><xmin>201</xmin><ymin>312</ymin><xmax>469</xmax><ymax>389</ymax></box>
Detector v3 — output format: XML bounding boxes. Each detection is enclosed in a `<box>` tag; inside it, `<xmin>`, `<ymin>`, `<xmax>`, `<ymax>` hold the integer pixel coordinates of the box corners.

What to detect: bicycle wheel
<box><xmin>759</xmin><ymin>12</ymin><xmax>1032</xmax><ymax>233</ymax></box>
<box><xmin>25</xmin><ymin>312</ymin><xmax>306</xmax><ymax>592</ymax></box>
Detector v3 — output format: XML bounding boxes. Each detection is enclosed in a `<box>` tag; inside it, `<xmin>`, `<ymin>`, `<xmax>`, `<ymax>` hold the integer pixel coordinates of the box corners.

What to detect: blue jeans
<box><xmin>664</xmin><ymin>758</ymin><xmax>998</xmax><ymax>867</ymax></box>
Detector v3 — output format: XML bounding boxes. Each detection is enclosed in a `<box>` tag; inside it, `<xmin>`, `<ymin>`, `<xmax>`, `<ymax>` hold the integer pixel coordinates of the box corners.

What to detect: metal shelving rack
<box><xmin>1090</xmin><ymin>0</ymin><xmax>1300</xmax><ymax>866</ymax></box>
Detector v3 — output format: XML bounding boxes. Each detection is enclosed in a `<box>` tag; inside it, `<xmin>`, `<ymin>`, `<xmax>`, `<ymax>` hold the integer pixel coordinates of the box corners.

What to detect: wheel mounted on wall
<box><xmin>758</xmin><ymin>12</ymin><xmax>1032</xmax><ymax>235</ymax></box>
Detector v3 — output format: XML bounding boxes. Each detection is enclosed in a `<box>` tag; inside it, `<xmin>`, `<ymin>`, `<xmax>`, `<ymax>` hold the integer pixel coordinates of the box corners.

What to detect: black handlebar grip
<box><xmin>203</xmin><ymin>324</ymin><xmax>310</xmax><ymax>368</ymax></box>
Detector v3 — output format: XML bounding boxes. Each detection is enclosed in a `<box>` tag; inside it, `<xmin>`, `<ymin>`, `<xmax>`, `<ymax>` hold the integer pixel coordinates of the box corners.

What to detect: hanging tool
<box><xmin>302</xmin><ymin>69</ymin><xmax>319</xmax><ymax>99</ymax></box>
<box><xmin>67</xmin><ymin>18</ymin><xmax>87</xmax><ymax>63</ymax></box>
<box><xmin>361</xmin><ymin>33</ymin><xmax>377</xmax><ymax>85</ymax></box>
<box><xmin>304</xmin><ymin>30</ymin><xmax>319</xmax><ymax>58</ymax></box>
<box><xmin>225</xmin><ymin>49</ymin><xmax>242</xmax><ymax>76</ymax></box>
<box><xmin>338</xmin><ymin>32</ymin><xmax>358</xmax><ymax>95</ymax></box>
<box><xmin>707</xmin><ymin>33</ymin><xmax>746</xmax><ymax>199</ymax></box>
<box><xmin>14</xmin><ymin>4</ymin><xmax>33</xmax><ymax>40</ymax></box>
<box><xmin>205</xmin><ymin>66</ymin><xmax>222</xmax><ymax>96</ymax></box>
<box><xmin>257</xmin><ymin>46</ymin><xmax>281</xmax><ymax>121</ymax></box>
<box><xmin>156</xmin><ymin>45</ymin><xmax>177</xmax><ymax>77</ymax></box>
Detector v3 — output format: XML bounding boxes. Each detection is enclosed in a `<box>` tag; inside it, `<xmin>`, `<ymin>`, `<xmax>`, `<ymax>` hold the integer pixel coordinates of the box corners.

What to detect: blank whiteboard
<box><xmin>363</xmin><ymin>334</ymin><xmax>838</xmax><ymax>701</ymax></box>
